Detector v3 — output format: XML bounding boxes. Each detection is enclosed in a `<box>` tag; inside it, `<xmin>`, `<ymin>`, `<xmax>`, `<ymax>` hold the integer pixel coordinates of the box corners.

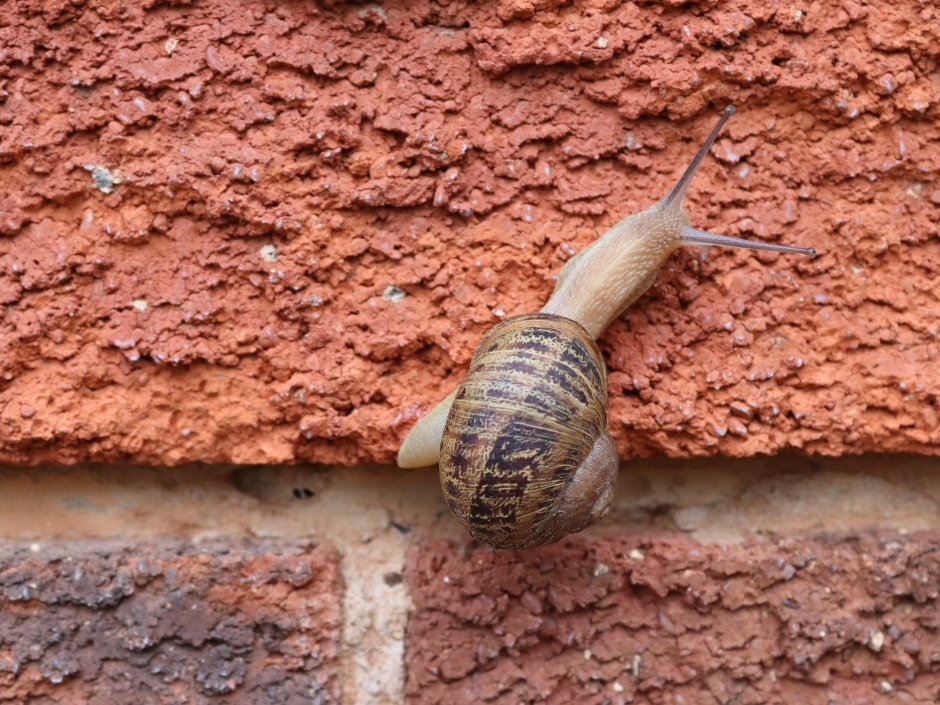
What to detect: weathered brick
<box><xmin>0</xmin><ymin>541</ymin><xmax>342</xmax><ymax>704</ymax></box>
<box><xmin>406</xmin><ymin>532</ymin><xmax>940</xmax><ymax>704</ymax></box>
<box><xmin>2</xmin><ymin>1</ymin><xmax>938</xmax><ymax>466</ymax></box>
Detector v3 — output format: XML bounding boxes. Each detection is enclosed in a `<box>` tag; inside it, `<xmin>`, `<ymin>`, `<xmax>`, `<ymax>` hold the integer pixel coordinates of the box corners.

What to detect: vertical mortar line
<box><xmin>338</xmin><ymin>539</ymin><xmax>412</xmax><ymax>705</ymax></box>
<box><xmin>314</xmin><ymin>468</ymin><xmax>415</xmax><ymax>705</ymax></box>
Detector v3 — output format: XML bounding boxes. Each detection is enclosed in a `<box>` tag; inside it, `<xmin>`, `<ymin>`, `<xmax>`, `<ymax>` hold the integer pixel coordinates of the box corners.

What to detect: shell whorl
<box><xmin>440</xmin><ymin>313</ymin><xmax>617</xmax><ymax>549</ymax></box>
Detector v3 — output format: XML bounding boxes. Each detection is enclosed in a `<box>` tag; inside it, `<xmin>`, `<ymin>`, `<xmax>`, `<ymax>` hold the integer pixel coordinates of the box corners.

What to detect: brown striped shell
<box><xmin>440</xmin><ymin>313</ymin><xmax>619</xmax><ymax>549</ymax></box>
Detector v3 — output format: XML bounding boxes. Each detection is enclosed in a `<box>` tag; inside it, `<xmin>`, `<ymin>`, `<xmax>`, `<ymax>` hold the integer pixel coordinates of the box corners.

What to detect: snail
<box><xmin>397</xmin><ymin>106</ymin><xmax>815</xmax><ymax>549</ymax></box>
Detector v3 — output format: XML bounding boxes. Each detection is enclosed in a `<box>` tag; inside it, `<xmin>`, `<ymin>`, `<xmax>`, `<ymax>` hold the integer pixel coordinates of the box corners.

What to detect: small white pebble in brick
<box><xmin>879</xmin><ymin>681</ymin><xmax>893</xmax><ymax>694</ymax></box>
<box><xmin>629</xmin><ymin>549</ymin><xmax>645</xmax><ymax>561</ymax></box>
<box><xmin>131</xmin><ymin>299</ymin><xmax>148</xmax><ymax>311</ymax></box>
<box><xmin>259</xmin><ymin>244</ymin><xmax>277</xmax><ymax>262</ymax></box>
<box><xmin>86</xmin><ymin>165</ymin><xmax>121</xmax><ymax>194</ymax></box>
<box><xmin>868</xmin><ymin>630</ymin><xmax>885</xmax><ymax>653</ymax></box>
<box><xmin>383</xmin><ymin>285</ymin><xmax>406</xmax><ymax>303</ymax></box>
<box><xmin>612</xmin><ymin>682</ymin><xmax>624</xmax><ymax>693</ymax></box>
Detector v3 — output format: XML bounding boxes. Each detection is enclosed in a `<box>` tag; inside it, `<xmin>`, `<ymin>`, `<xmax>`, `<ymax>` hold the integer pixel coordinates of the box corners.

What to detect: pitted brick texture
<box><xmin>406</xmin><ymin>533</ymin><xmax>940</xmax><ymax>704</ymax></box>
<box><xmin>0</xmin><ymin>542</ymin><xmax>342</xmax><ymax>704</ymax></box>
<box><xmin>1</xmin><ymin>1</ymin><xmax>939</xmax><ymax>466</ymax></box>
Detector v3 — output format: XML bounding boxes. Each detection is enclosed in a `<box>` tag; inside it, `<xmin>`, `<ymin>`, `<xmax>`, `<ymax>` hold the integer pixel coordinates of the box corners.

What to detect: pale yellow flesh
<box><xmin>540</xmin><ymin>206</ymin><xmax>686</xmax><ymax>338</ymax></box>
<box><xmin>396</xmin><ymin>390</ymin><xmax>457</xmax><ymax>468</ymax></box>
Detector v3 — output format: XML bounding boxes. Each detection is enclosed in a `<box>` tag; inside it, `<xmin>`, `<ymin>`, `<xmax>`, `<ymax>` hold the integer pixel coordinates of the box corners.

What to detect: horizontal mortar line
<box><xmin>0</xmin><ymin>454</ymin><xmax>936</xmax><ymax>543</ymax></box>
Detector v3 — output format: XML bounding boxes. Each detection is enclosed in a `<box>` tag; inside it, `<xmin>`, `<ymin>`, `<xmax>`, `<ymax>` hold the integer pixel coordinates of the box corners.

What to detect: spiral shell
<box><xmin>440</xmin><ymin>313</ymin><xmax>618</xmax><ymax>549</ymax></box>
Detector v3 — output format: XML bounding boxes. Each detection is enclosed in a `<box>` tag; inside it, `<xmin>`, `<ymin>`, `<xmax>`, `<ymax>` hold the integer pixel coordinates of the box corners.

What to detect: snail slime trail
<box><xmin>398</xmin><ymin>106</ymin><xmax>816</xmax><ymax>550</ymax></box>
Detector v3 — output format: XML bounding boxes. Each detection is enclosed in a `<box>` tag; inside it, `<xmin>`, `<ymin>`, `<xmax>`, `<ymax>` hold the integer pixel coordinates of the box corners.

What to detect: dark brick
<box><xmin>0</xmin><ymin>541</ymin><xmax>342</xmax><ymax>704</ymax></box>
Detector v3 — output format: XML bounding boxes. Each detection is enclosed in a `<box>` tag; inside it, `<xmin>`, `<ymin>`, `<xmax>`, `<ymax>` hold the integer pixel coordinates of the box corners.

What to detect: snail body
<box><xmin>398</xmin><ymin>107</ymin><xmax>815</xmax><ymax>549</ymax></box>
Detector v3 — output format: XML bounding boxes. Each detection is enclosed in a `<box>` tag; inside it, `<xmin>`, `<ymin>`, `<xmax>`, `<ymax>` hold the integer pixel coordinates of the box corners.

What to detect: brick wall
<box><xmin>2</xmin><ymin>0</ymin><xmax>939</xmax><ymax>702</ymax></box>
<box><xmin>1</xmin><ymin>458</ymin><xmax>938</xmax><ymax>703</ymax></box>
<box><xmin>3</xmin><ymin>0</ymin><xmax>939</xmax><ymax>466</ymax></box>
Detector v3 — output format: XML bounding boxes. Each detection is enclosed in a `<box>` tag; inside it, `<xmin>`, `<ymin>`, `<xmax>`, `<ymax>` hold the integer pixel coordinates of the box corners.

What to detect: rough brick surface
<box><xmin>0</xmin><ymin>541</ymin><xmax>342</xmax><ymax>704</ymax></box>
<box><xmin>406</xmin><ymin>533</ymin><xmax>940</xmax><ymax>704</ymax></box>
<box><xmin>1</xmin><ymin>0</ymin><xmax>939</xmax><ymax>466</ymax></box>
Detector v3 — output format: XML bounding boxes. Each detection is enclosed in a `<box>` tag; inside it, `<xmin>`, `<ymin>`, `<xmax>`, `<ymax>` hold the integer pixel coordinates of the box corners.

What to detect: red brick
<box><xmin>0</xmin><ymin>542</ymin><xmax>342</xmax><ymax>704</ymax></box>
<box><xmin>1</xmin><ymin>1</ymin><xmax>938</xmax><ymax>466</ymax></box>
<box><xmin>406</xmin><ymin>532</ymin><xmax>940</xmax><ymax>704</ymax></box>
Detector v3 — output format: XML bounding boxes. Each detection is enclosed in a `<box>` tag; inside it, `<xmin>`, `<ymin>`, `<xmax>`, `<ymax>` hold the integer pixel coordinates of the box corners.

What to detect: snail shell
<box><xmin>440</xmin><ymin>313</ymin><xmax>618</xmax><ymax>549</ymax></box>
